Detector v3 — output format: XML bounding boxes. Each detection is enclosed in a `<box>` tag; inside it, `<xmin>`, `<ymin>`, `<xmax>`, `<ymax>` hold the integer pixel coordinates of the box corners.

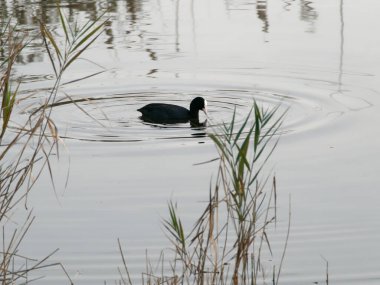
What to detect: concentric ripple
<box><xmin>38</xmin><ymin>83</ymin><xmax>340</xmax><ymax>144</ymax></box>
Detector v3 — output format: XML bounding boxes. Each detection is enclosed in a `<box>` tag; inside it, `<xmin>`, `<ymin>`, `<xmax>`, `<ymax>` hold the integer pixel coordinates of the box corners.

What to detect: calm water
<box><xmin>2</xmin><ymin>0</ymin><xmax>380</xmax><ymax>284</ymax></box>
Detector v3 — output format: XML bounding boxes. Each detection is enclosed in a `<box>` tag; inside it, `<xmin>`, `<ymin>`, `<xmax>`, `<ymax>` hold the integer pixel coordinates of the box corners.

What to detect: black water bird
<box><xmin>137</xmin><ymin>97</ymin><xmax>207</xmax><ymax>124</ymax></box>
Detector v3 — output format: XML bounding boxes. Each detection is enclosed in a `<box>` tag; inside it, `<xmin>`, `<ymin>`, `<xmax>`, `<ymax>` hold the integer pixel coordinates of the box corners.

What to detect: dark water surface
<box><xmin>2</xmin><ymin>0</ymin><xmax>380</xmax><ymax>284</ymax></box>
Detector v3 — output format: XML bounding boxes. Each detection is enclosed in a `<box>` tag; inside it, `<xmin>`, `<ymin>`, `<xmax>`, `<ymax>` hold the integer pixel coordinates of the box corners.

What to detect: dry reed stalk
<box><xmin>1</xmin><ymin>6</ymin><xmax>106</xmax><ymax>284</ymax></box>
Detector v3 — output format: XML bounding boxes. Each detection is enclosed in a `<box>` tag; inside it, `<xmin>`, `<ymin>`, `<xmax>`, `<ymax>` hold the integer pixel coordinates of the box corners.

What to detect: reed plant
<box><xmin>118</xmin><ymin>103</ymin><xmax>288</xmax><ymax>285</ymax></box>
<box><xmin>0</xmin><ymin>7</ymin><xmax>105</xmax><ymax>284</ymax></box>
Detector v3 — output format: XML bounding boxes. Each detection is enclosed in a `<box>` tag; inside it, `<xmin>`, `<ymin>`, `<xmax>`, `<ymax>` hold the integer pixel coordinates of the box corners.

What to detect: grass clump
<box><xmin>0</xmin><ymin>7</ymin><xmax>106</xmax><ymax>284</ymax></box>
<box><xmin>119</xmin><ymin>103</ymin><xmax>288</xmax><ymax>285</ymax></box>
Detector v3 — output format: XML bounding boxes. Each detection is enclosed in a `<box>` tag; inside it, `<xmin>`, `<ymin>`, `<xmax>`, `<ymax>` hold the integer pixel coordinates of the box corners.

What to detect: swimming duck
<box><xmin>137</xmin><ymin>97</ymin><xmax>207</xmax><ymax>124</ymax></box>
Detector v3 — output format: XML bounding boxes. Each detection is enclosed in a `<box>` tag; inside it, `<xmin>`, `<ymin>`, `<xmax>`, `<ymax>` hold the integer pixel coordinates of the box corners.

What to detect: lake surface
<box><xmin>2</xmin><ymin>0</ymin><xmax>380</xmax><ymax>284</ymax></box>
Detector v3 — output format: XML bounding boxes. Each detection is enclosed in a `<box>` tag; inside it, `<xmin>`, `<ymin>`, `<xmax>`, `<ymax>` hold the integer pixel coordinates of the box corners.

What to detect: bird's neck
<box><xmin>189</xmin><ymin>109</ymin><xmax>199</xmax><ymax>119</ymax></box>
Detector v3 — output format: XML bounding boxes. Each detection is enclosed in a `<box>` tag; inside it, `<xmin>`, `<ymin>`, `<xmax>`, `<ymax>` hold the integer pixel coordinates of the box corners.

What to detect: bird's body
<box><xmin>137</xmin><ymin>97</ymin><xmax>207</xmax><ymax>124</ymax></box>
<box><xmin>138</xmin><ymin>103</ymin><xmax>191</xmax><ymax>123</ymax></box>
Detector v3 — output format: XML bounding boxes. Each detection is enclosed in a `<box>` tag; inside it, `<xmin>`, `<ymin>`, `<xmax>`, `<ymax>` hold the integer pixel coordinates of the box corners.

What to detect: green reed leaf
<box><xmin>164</xmin><ymin>201</ymin><xmax>186</xmax><ymax>249</ymax></box>
<box><xmin>63</xmin><ymin>32</ymin><xmax>102</xmax><ymax>72</ymax></box>
<box><xmin>1</xmin><ymin>85</ymin><xmax>18</xmax><ymax>139</ymax></box>
<box><xmin>71</xmin><ymin>18</ymin><xmax>106</xmax><ymax>54</ymax></box>
<box><xmin>40</xmin><ymin>22</ymin><xmax>62</xmax><ymax>62</ymax></box>
<box><xmin>58</xmin><ymin>5</ymin><xmax>70</xmax><ymax>45</ymax></box>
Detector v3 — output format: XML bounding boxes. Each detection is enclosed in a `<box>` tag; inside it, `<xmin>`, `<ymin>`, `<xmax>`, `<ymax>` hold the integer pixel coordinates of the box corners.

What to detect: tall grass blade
<box><xmin>71</xmin><ymin>18</ymin><xmax>106</xmax><ymax>53</ymax></box>
<box><xmin>253</xmin><ymin>102</ymin><xmax>261</xmax><ymax>152</ymax></box>
<box><xmin>39</xmin><ymin>21</ymin><xmax>62</xmax><ymax>65</ymax></box>
<box><xmin>118</xmin><ymin>239</ymin><xmax>133</xmax><ymax>285</ymax></box>
<box><xmin>39</xmin><ymin>23</ymin><xmax>59</xmax><ymax>77</ymax></box>
<box><xmin>57</xmin><ymin>6</ymin><xmax>70</xmax><ymax>45</ymax></box>
<box><xmin>75</xmin><ymin>12</ymin><xmax>108</xmax><ymax>44</ymax></box>
<box><xmin>63</xmin><ymin>32</ymin><xmax>102</xmax><ymax>72</ymax></box>
<box><xmin>164</xmin><ymin>201</ymin><xmax>186</xmax><ymax>250</ymax></box>
<box><xmin>233</xmin><ymin>106</ymin><xmax>252</xmax><ymax>147</ymax></box>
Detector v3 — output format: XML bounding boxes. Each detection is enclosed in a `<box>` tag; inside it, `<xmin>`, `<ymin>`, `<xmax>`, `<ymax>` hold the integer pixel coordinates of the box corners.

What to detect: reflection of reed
<box><xmin>104</xmin><ymin>20</ymin><xmax>114</xmax><ymax>48</ymax></box>
<box><xmin>256</xmin><ymin>0</ymin><xmax>269</xmax><ymax>33</ymax></box>
<box><xmin>281</xmin><ymin>0</ymin><xmax>318</xmax><ymax>33</ymax></box>
<box><xmin>2</xmin><ymin>0</ymin><xmax>323</xmax><ymax>63</ymax></box>
<box><xmin>283</xmin><ymin>0</ymin><xmax>295</xmax><ymax>11</ymax></box>
<box><xmin>125</xmin><ymin>0</ymin><xmax>159</xmax><ymax>61</ymax></box>
<box><xmin>330</xmin><ymin>0</ymin><xmax>372</xmax><ymax>111</ymax></box>
<box><xmin>0</xmin><ymin>0</ymin><xmax>162</xmax><ymax>63</ymax></box>
<box><xmin>175</xmin><ymin>0</ymin><xmax>180</xmax><ymax>52</ymax></box>
<box><xmin>191</xmin><ymin>0</ymin><xmax>197</xmax><ymax>53</ymax></box>
<box><xmin>338</xmin><ymin>0</ymin><xmax>344</xmax><ymax>91</ymax></box>
<box><xmin>146</xmin><ymin>48</ymin><xmax>157</xmax><ymax>61</ymax></box>
<box><xmin>300</xmin><ymin>0</ymin><xmax>318</xmax><ymax>32</ymax></box>
<box><xmin>300</xmin><ymin>0</ymin><xmax>318</xmax><ymax>21</ymax></box>
<box><xmin>0</xmin><ymin>0</ymin><xmax>106</xmax><ymax>63</ymax></box>
<box><xmin>126</xmin><ymin>0</ymin><xmax>142</xmax><ymax>25</ymax></box>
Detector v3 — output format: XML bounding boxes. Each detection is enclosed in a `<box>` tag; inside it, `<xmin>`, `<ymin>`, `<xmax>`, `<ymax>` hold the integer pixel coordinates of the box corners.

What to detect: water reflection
<box><xmin>0</xmin><ymin>0</ymin><xmax>102</xmax><ymax>25</ymax></box>
<box><xmin>146</xmin><ymin>69</ymin><xmax>158</xmax><ymax>78</ymax></box>
<box><xmin>104</xmin><ymin>20</ymin><xmax>114</xmax><ymax>48</ymax></box>
<box><xmin>300</xmin><ymin>0</ymin><xmax>318</xmax><ymax>33</ymax></box>
<box><xmin>146</xmin><ymin>48</ymin><xmax>157</xmax><ymax>61</ymax></box>
<box><xmin>329</xmin><ymin>0</ymin><xmax>372</xmax><ymax>112</ymax></box>
<box><xmin>283</xmin><ymin>0</ymin><xmax>295</xmax><ymax>11</ymax></box>
<box><xmin>141</xmin><ymin>118</ymin><xmax>208</xmax><ymax>129</ymax></box>
<box><xmin>281</xmin><ymin>0</ymin><xmax>318</xmax><ymax>32</ymax></box>
<box><xmin>338</xmin><ymin>0</ymin><xmax>344</xmax><ymax>92</ymax></box>
<box><xmin>256</xmin><ymin>0</ymin><xmax>269</xmax><ymax>33</ymax></box>
<box><xmin>126</xmin><ymin>0</ymin><xmax>142</xmax><ymax>24</ymax></box>
<box><xmin>175</xmin><ymin>0</ymin><xmax>180</xmax><ymax>52</ymax></box>
<box><xmin>0</xmin><ymin>0</ymin><xmax>323</xmax><ymax>64</ymax></box>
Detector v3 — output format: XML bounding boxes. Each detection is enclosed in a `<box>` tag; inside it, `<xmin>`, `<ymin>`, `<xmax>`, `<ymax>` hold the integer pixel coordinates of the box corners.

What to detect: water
<box><xmin>2</xmin><ymin>0</ymin><xmax>380</xmax><ymax>284</ymax></box>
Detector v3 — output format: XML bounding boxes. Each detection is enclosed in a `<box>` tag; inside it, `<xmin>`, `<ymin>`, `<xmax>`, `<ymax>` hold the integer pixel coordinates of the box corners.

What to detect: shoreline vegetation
<box><xmin>0</xmin><ymin>7</ymin><xmax>106</xmax><ymax>284</ymax></box>
<box><xmin>118</xmin><ymin>106</ymin><xmax>289</xmax><ymax>285</ymax></box>
<box><xmin>1</xmin><ymin>5</ymin><xmax>289</xmax><ymax>285</ymax></box>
